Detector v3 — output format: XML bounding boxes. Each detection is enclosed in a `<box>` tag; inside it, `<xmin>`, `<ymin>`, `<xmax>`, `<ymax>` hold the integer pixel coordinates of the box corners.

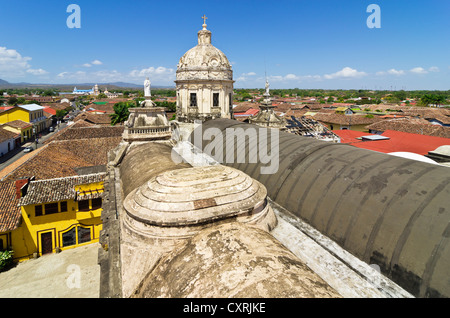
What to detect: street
<box><xmin>0</xmin><ymin>122</ymin><xmax>68</xmax><ymax>172</ymax></box>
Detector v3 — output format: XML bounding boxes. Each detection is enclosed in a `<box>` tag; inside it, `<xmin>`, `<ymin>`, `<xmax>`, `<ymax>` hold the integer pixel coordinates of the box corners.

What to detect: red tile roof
<box><xmin>3</xmin><ymin>120</ymin><xmax>32</xmax><ymax>129</ymax></box>
<box><xmin>0</xmin><ymin>180</ymin><xmax>22</xmax><ymax>232</ymax></box>
<box><xmin>2</xmin><ymin>137</ymin><xmax>122</xmax><ymax>181</ymax></box>
<box><xmin>367</xmin><ymin>118</ymin><xmax>450</xmax><ymax>138</ymax></box>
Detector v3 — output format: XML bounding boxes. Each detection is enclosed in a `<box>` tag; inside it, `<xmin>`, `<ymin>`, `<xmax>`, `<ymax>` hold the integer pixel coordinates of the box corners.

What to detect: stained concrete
<box><xmin>131</xmin><ymin>222</ymin><xmax>341</xmax><ymax>298</ymax></box>
<box><xmin>193</xmin><ymin>119</ymin><xmax>450</xmax><ymax>298</ymax></box>
<box><xmin>0</xmin><ymin>243</ymin><xmax>100</xmax><ymax>298</ymax></box>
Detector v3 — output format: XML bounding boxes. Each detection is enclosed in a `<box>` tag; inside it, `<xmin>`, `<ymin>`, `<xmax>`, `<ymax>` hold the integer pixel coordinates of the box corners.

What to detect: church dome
<box><xmin>122</xmin><ymin>165</ymin><xmax>277</xmax><ymax>239</ymax></box>
<box><xmin>176</xmin><ymin>21</ymin><xmax>233</xmax><ymax>81</ymax></box>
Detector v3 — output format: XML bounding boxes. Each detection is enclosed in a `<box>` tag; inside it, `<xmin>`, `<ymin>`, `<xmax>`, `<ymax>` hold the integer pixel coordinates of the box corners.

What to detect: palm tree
<box><xmin>110</xmin><ymin>102</ymin><xmax>130</xmax><ymax>125</ymax></box>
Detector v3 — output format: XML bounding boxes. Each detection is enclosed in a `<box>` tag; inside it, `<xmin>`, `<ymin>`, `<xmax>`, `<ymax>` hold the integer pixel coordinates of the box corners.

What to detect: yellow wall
<box><xmin>0</xmin><ymin>108</ymin><xmax>47</xmax><ymax>134</ymax></box>
<box><xmin>0</xmin><ymin>108</ymin><xmax>30</xmax><ymax>124</ymax></box>
<box><xmin>322</xmin><ymin>122</ymin><xmax>370</xmax><ymax>132</ymax></box>
<box><xmin>10</xmin><ymin>196</ymin><xmax>103</xmax><ymax>261</ymax></box>
<box><xmin>2</xmin><ymin>125</ymin><xmax>33</xmax><ymax>143</ymax></box>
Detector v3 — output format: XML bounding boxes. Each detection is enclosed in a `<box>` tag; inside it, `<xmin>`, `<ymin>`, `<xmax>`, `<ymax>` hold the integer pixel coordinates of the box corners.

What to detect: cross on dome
<box><xmin>201</xmin><ymin>15</ymin><xmax>208</xmax><ymax>29</ymax></box>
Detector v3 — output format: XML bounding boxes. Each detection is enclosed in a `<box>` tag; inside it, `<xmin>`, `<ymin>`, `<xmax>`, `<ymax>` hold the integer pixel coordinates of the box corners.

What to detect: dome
<box><xmin>430</xmin><ymin>145</ymin><xmax>450</xmax><ymax>156</ymax></box>
<box><xmin>131</xmin><ymin>222</ymin><xmax>341</xmax><ymax>298</ymax></box>
<box><xmin>122</xmin><ymin>165</ymin><xmax>277</xmax><ymax>238</ymax></box>
<box><xmin>176</xmin><ymin>23</ymin><xmax>233</xmax><ymax>81</ymax></box>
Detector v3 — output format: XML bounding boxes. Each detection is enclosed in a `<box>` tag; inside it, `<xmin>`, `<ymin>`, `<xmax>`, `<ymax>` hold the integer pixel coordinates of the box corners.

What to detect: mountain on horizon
<box><xmin>0</xmin><ymin>79</ymin><xmax>173</xmax><ymax>89</ymax></box>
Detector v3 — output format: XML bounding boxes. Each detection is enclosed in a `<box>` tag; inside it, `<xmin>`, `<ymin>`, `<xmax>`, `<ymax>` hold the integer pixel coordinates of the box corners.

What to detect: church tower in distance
<box><xmin>175</xmin><ymin>16</ymin><xmax>234</xmax><ymax>123</ymax></box>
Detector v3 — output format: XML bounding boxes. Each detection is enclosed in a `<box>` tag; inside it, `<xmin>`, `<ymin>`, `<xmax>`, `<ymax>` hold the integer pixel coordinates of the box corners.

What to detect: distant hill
<box><xmin>0</xmin><ymin>79</ymin><xmax>174</xmax><ymax>90</ymax></box>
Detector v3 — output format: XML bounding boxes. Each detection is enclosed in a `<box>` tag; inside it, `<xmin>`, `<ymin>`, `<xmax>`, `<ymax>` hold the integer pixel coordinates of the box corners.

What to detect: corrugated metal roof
<box><xmin>18</xmin><ymin>104</ymin><xmax>45</xmax><ymax>111</ymax></box>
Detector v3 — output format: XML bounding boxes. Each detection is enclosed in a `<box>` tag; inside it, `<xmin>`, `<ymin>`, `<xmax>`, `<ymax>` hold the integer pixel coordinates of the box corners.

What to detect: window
<box><xmin>78</xmin><ymin>200</ymin><xmax>90</xmax><ymax>211</ymax></box>
<box><xmin>62</xmin><ymin>227</ymin><xmax>76</xmax><ymax>247</ymax></box>
<box><xmin>60</xmin><ymin>201</ymin><xmax>68</xmax><ymax>212</ymax></box>
<box><xmin>213</xmin><ymin>93</ymin><xmax>219</xmax><ymax>107</ymax></box>
<box><xmin>190</xmin><ymin>93</ymin><xmax>197</xmax><ymax>107</ymax></box>
<box><xmin>91</xmin><ymin>198</ymin><xmax>102</xmax><ymax>210</ymax></box>
<box><xmin>45</xmin><ymin>203</ymin><xmax>58</xmax><ymax>215</ymax></box>
<box><xmin>78</xmin><ymin>227</ymin><xmax>91</xmax><ymax>244</ymax></box>
<box><xmin>35</xmin><ymin>205</ymin><xmax>43</xmax><ymax>217</ymax></box>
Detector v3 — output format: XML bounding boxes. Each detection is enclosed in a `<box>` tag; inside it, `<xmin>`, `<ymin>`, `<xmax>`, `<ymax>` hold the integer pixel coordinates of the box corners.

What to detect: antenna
<box><xmin>264</xmin><ymin>57</ymin><xmax>267</xmax><ymax>82</ymax></box>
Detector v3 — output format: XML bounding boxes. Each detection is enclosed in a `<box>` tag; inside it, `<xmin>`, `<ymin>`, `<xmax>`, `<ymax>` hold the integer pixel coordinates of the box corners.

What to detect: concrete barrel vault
<box><xmin>190</xmin><ymin>119</ymin><xmax>450</xmax><ymax>298</ymax></box>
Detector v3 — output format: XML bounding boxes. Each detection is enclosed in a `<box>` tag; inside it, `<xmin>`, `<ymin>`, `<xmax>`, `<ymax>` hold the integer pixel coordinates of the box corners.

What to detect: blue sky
<box><xmin>0</xmin><ymin>0</ymin><xmax>449</xmax><ymax>89</ymax></box>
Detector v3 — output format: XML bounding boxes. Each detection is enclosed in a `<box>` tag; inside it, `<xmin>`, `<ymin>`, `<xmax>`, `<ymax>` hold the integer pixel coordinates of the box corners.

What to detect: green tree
<box><xmin>55</xmin><ymin>109</ymin><xmax>67</xmax><ymax>121</ymax></box>
<box><xmin>0</xmin><ymin>250</ymin><xmax>14</xmax><ymax>271</ymax></box>
<box><xmin>393</xmin><ymin>90</ymin><xmax>407</xmax><ymax>102</ymax></box>
<box><xmin>96</xmin><ymin>93</ymin><xmax>108</xmax><ymax>99</ymax></box>
<box><xmin>110</xmin><ymin>102</ymin><xmax>131</xmax><ymax>126</ymax></box>
<box><xmin>7</xmin><ymin>97</ymin><xmax>18</xmax><ymax>105</ymax></box>
<box><xmin>420</xmin><ymin>94</ymin><xmax>446</xmax><ymax>107</ymax></box>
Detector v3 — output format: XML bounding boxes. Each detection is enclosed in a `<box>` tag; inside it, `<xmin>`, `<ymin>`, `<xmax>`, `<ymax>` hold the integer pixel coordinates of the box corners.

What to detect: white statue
<box><xmin>144</xmin><ymin>77</ymin><xmax>151</xmax><ymax>97</ymax></box>
<box><xmin>264</xmin><ymin>79</ymin><xmax>270</xmax><ymax>96</ymax></box>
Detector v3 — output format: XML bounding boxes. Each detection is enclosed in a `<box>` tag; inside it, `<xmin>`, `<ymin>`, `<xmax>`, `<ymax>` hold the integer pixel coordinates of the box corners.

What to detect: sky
<box><xmin>0</xmin><ymin>0</ymin><xmax>449</xmax><ymax>90</ymax></box>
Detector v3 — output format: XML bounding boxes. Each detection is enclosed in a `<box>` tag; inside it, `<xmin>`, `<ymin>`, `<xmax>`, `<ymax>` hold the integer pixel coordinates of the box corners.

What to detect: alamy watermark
<box><xmin>66</xmin><ymin>264</ymin><xmax>81</xmax><ymax>289</ymax></box>
<box><xmin>66</xmin><ymin>4</ymin><xmax>81</xmax><ymax>29</ymax></box>
<box><xmin>366</xmin><ymin>4</ymin><xmax>381</xmax><ymax>29</ymax></box>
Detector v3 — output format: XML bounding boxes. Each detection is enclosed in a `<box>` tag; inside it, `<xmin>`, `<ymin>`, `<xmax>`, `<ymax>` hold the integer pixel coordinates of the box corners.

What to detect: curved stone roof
<box><xmin>131</xmin><ymin>222</ymin><xmax>341</xmax><ymax>298</ymax></box>
<box><xmin>191</xmin><ymin>118</ymin><xmax>450</xmax><ymax>298</ymax></box>
<box><xmin>119</xmin><ymin>142</ymin><xmax>191</xmax><ymax>198</ymax></box>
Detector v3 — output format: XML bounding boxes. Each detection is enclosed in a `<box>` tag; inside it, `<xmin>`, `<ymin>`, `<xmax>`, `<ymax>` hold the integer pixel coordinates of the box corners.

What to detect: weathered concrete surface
<box><xmin>193</xmin><ymin>119</ymin><xmax>450</xmax><ymax>298</ymax></box>
<box><xmin>270</xmin><ymin>200</ymin><xmax>413</xmax><ymax>298</ymax></box>
<box><xmin>131</xmin><ymin>222</ymin><xmax>342</xmax><ymax>298</ymax></box>
<box><xmin>0</xmin><ymin>243</ymin><xmax>100</xmax><ymax>298</ymax></box>
<box><xmin>120</xmin><ymin>165</ymin><xmax>277</xmax><ymax>298</ymax></box>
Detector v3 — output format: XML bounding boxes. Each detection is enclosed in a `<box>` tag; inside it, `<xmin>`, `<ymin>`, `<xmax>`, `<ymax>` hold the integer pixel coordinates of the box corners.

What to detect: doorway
<box><xmin>40</xmin><ymin>232</ymin><xmax>53</xmax><ymax>255</ymax></box>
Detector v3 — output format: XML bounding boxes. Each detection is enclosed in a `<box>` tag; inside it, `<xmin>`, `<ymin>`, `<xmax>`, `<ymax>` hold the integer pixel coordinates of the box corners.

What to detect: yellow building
<box><xmin>1</xmin><ymin>120</ymin><xmax>33</xmax><ymax>143</ymax></box>
<box><xmin>0</xmin><ymin>173</ymin><xmax>105</xmax><ymax>261</ymax></box>
<box><xmin>0</xmin><ymin>104</ymin><xmax>47</xmax><ymax>135</ymax></box>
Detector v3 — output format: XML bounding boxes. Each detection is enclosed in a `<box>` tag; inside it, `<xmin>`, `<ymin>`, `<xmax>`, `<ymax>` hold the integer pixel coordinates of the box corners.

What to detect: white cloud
<box><xmin>0</xmin><ymin>46</ymin><xmax>32</xmax><ymax>77</ymax></box>
<box><xmin>324</xmin><ymin>67</ymin><xmax>367</xmax><ymax>79</ymax></box>
<box><xmin>26</xmin><ymin>68</ymin><xmax>49</xmax><ymax>75</ymax></box>
<box><xmin>91</xmin><ymin>70</ymin><xmax>122</xmax><ymax>82</ymax></box>
<box><xmin>0</xmin><ymin>46</ymin><xmax>49</xmax><ymax>79</ymax></box>
<box><xmin>128</xmin><ymin>66</ymin><xmax>175</xmax><ymax>85</ymax></box>
<box><xmin>428</xmin><ymin>66</ymin><xmax>439</xmax><ymax>72</ymax></box>
<box><xmin>410</xmin><ymin>67</ymin><xmax>428</xmax><ymax>74</ymax></box>
<box><xmin>55</xmin><ymin>65</ymin><xmax>175</xmax><ymax>85</ymax></box>
<box><xmin>82</xmin><ymin>60</ymin><xmax>103</xmax><ymax>68</ymax></box>
<box><xmin>57</xmin><ymin>71</ymin><xmax>87</xmax><ymax>79</ymax></box>
<box><xmin>387</xmin><ymin>68</ymin><xmax>405</xmax><ymax>75</ymax></box>
<box><xmin>285</xmin><ymin>73</ymin><xmax>300</xmax><ymax>80</ymax></box>
<box><xmin>376</xmin><ymin>68</ymin><xmax>405</xmax><ymax>76</ymax></box>
<box><xmin>57</xmin><ymin>72</ymin><xmax>68</xmax><ymax>78</ymax></box>
<box><xmin>242</xmin><ymin>72</ymin><xmax>256</xmax><ymax>76</ymax></box>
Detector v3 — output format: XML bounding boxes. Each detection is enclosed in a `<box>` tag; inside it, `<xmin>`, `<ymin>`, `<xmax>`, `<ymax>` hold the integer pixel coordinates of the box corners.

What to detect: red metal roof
<box><xmin>43</xmin><ymin>106</ymin><xmax>57</xmax><ymax>116</ymax></box>
<box><xmin>333</xmin><ymin>129</ymin><xmax>450</xmax><ymax>155</ymax></box>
